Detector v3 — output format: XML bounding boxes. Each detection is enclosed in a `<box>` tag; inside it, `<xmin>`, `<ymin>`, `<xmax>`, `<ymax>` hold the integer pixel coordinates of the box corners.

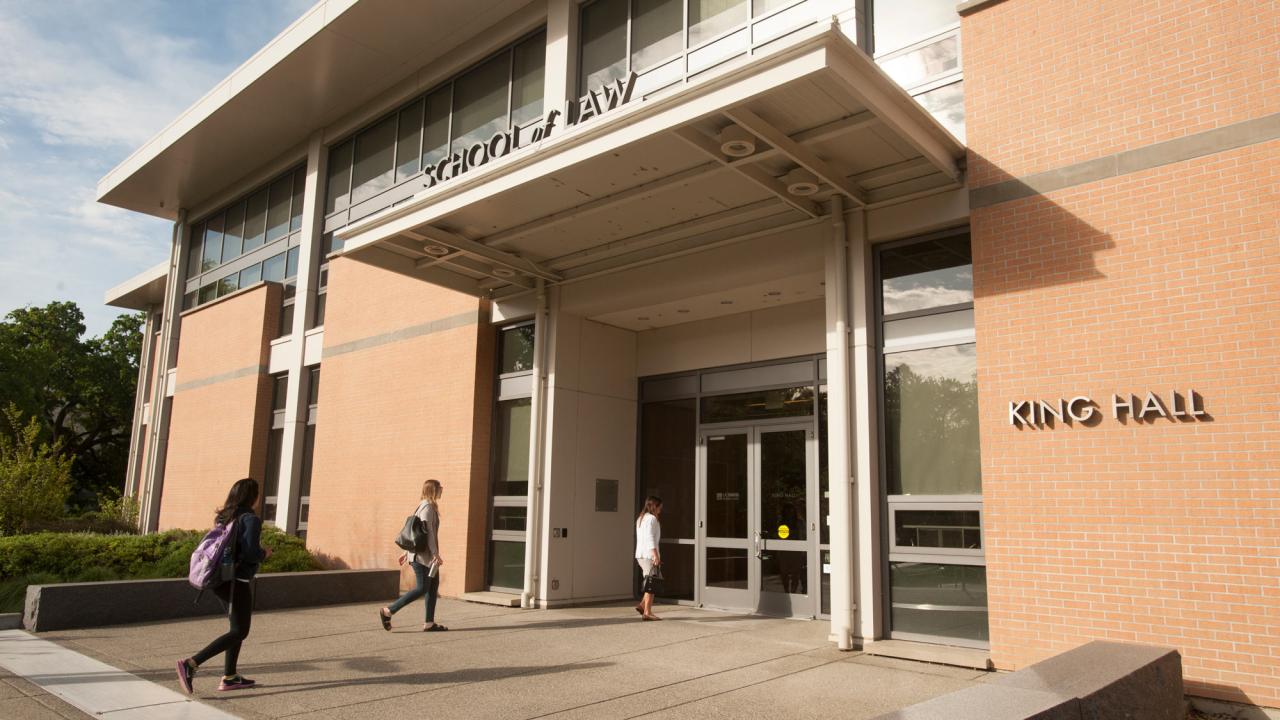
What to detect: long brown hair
<box><xmin>636</xmin><ymin>495</ymin><xmax>662</xmax><ymax>524</ymax></box>
<box><xmin>421</xmin><ymin>479</ymin><xmax>442</xmax><ymax>517</ymax></box>
<box><xmin>215</xmin><ymin>478</ymin><xmax>259</xmax><ymax>525</ymax></box>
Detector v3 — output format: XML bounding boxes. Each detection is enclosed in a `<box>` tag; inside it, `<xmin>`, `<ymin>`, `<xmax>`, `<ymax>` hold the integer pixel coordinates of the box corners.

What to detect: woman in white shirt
<box><xmin>634</xmin><ymin>495</ymin><xmax>663</xmax><ymax>621</ymax></box>
<box><xmin>380</xmin><ymin>479</ymin><xmax>447</xmax><ymax>632</ymax></box>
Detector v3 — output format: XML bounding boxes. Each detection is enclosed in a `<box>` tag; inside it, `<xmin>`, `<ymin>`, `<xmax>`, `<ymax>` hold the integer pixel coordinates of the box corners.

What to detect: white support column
<box><xmin>849</xmin><ymin>208</ymin><xmax>882</xmax><ymax>640</ymax></box>
<box><xmin>824</xmin><ymin>196</ymin><xmax>855</xmax><ymax>649</ymax></box>
<box><xmin>545</xmin><ymin>0</ymin><xmax>574</xmax><ymax>118</ymax></box>
<box><xmin>140</xmin><ymin>210</ymin><xmax>189</xmax><ymax>533</ymax></box>
<box><xmin>123</xmin><ymin>308</ymin><xmax>156</xmax><ymax>501</ymax></box>
<box><xmin>522</xmin><ymin>279</ymin><xmax>550</xmax><ymax>608</ymax></box>
<box><xmin>274</xmin><ymin>131</ymin><xmax>327</xmax><ymax>534</ymax></box>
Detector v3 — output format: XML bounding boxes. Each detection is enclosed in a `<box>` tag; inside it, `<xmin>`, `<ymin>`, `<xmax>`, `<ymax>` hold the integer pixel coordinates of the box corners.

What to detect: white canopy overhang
<box><xmin>334</xmin><ymin>22</ymin><xmax>965</xmax><ymax>328</ymax></box>
<box><xmin>104</xmin><ymin>261</ymin><xmax>168</xmax><ymax>311</ymax></box>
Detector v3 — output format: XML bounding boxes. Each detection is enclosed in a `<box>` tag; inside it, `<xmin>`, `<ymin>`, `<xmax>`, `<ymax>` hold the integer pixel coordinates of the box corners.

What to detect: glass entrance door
<box><xmin>699</xmin><ymin>424</ymin><xmax>815</xmax><ymax>617</ymax></box>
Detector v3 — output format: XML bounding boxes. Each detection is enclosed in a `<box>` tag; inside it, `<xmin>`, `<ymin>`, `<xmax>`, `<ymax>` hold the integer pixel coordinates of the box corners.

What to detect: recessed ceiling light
<box><xmin>424</xmin><ymin>244</ymin><xmax>451</xmax><ymax>256</ymax></box>
<box><xmin>718</xmin><ymin>125</ymin><xmax>756</xmax><ymax>158</ymax></box>
<box><xmin>783</xmin><ymin>168</ymin><xmax>819</xmax><ymax>196</ymax></box>
<box><xmin>637</xmin><ymin>316</ymin><xmax>650</xmax><ymax>321</ymax></box>
<box><xmin>677</xmin><ymin>309</ymin><xmax>690</xmax><ymax>314</ymax></box>
<box><xmin>765</xmin><ymin>290</ymin><xmax>782</xmax><ymax>297</ymax></box>
<box><xmin>720</xmin><ymin>300</ymin><xmax>734</xmax><ymax>305</ymax></box>
<box><xmin>492</xmin><ymin>267</ymin><xmax>516</xmax><ymax>278</ymax></box>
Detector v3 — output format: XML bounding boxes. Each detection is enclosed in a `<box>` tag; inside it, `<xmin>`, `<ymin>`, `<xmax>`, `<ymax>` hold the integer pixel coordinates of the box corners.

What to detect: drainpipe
<box><xmin>826</xmin><ymin>195</ymin><xmax>855</xmax><ymax>650</ymax></box>
<box><xmin>521</xmin><ymin>279</ymin><xmax>549</xmax><ymax>609</ymax></box>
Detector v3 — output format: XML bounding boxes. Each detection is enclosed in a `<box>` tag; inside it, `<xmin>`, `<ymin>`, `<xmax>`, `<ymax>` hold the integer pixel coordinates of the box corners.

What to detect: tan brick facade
<box><xmin>160</xmin><ymin>284</ymin><xmax>281</xmax><ymax>531</ymax></box>
<box><xmin>966</xmin><ymin>0</ymin><xmax>1280</xmax><ymax>707</ymax></box>
<box><xmin>304</xmin><ymin>258</ymin><xmax>494</xmax><ymax>599</ymax></box>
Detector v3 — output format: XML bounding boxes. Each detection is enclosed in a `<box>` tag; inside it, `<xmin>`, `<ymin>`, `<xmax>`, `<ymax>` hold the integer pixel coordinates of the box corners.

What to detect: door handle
<box><xmin>753</xmin><ymin>530</ymin><xmax>762</xmax><ymax>559</ymax></box>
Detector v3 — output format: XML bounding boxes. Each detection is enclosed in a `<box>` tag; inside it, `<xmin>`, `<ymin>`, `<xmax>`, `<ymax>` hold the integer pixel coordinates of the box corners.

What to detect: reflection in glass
<box><xmin>266</xmin><ymin>175</ymin><xmax>293</xmax><ymax>243</ymax></box>
<box><xmin>490</xmin><ymin>540</ymin><xmax>525</xmax><ymax>589</ymax></box>
<box><xmin>351</xmin><ymin>115</ymin><xmax>397</xmax><ymax>205</ymax></box>
<box><xmin>818</xmin><ymin>390</ymin><xmax>829</xmax><ymax>544</ymax></box>
<box><xmin>884</xmin><ymin>344</ymin><xmax>980</xmax><ymax>495</ymax></box>
<box><xmin>880</xmin><ymin>34</ymin><xmax>960</xmax><ymax>90</ymax></box>
<box><xmin>495</xmin><ymin>399</ymin><xmax>532</xmax><ymax>496</ymax></box>
<box><xmin>262</xmin><ymin>252</ymin><xmax>286</xmax><ymax>283</ymax></box>
<box><xmin>705</xmin><ymin>547</ymin><xmax>748</xmax><ymax>589</ymax></box>
<box><xmin>872</xmin><ymin>0</ymin><xmax>957</xmax><ymax>54</ymax></box>
<box><xmin>198</xmin><ymin>283</ymin><xmax>217</xmax><ymax>304</ymax></box>
<box><xmin>493</xmin><ymin>506</ymin><xmax>528</xmax><ymax>532</ymax></box>
<box><xmin>422</xmin><ymin>88</ymin><xmax>451</xmax><ymax>170</ymax></box>
<box><xmin>915</xmin><ymin>81</ymin><xmax>965</xmax><ymax>142</ymax></box>
<box><xmin>689</xmin><ymin>0</ymin><xmax>748</xmax><ymax>47</ymax></box>
<box><xmin>880</xmin><ymin>234</ymin><xmax>972</xmax><ymax>315</ymax></box>
<box><xmin>632</xmin><ymin>0</ymin><xmax>682</xmax><ymax>69</ymax></box>
<box><xmin>511</xmin><ymin>33</ymin><xmax>546</xmax><ymax>127</ymax></box>
<box><xmin>640</xmin><ymin>399</ymin><xmax>696</xmax><ymax>539</ymax></box>
<box><xmin>325</xmin><ymin>140</ymin><xmax>353</xmax><ymax>214</ymax></box>
<box><xmin>752</xmin><ymin>0</ymin><xmax>792</xmax><ymax>17</ymax></box>
<box><xmin>820</xmin><ymin>549</ymin><xmax>831</xmax><ymax>615</ymax></box>
<box><xmin>705</xmin><ymin>434</ymin><xmax>747</xmax><ymax>538</ymax></box>
<box><xmin>701</xmin><ymin>386</ymin><xmax>813</xmax><ymax>423</ymax></box>
<box><xmin>761</xmin><ymin>550</ymin><xmax>807</xmax><ymax>594</ymax></box>
<box><xmin>759</xmin><ymin>430</ymin><xmax>806</xmax><ymax>541</ymax></box>
<box><xmin>580</xmin><ymin>0</ymin><xmax>627</xmax><ymax>93</ymax></box>
<box><xmin>187</xmin><ymin>224</ymin><xmax>204</xmax><ymax>277</ymax></box>
<box><xmin>243</xmin><ymin>188</ymin><xmax>268</xmax><ymax>252</ymax></box>
<box><xmin>216</xmin><ymin>272</ymin><xmax>239</xmax><ymax>298</ymax></box>
<box><xmin>290</xmin><ymin>170</ymin><xmax>305</xmax><ymax>231</ymax></box>
<box><xmin>890</xmin><ymin>562</ymin><xmax>988</xmax><ymax>642</ymax></box>
<box><xmin>500</xmin><ymin>325</ymin><xmax>535</xmax><ymax>373</ymax></box>
<box><xmin>238</xmin><ymin>263</ymin><xmax>262</xmax><ymax>288</ymax></box>
<box><xmin>451</xmin><ymin>52</ymin><xmax>510</xmax><ymax>155</ymax></box>
<box><xmin>396</xmin><ymin>100</ymin><xmax>424</xmax><ymax>183</ymax></box>
<box><xmin>263</xmin><ymin>427</ymin><xmax>283</xmax><ymax>523</ymax></box>
<box><xmin>286</xmin><ymin>247</ymin><xmax>300</xmax><ymax>279</ymax></box>
<box><xmin>222</xmin><ymin>201</ymin><xmax>245</xmax><ymax>262</ymax></box>
<box><xmin>895</xmin><ymin>510</ymin><xmax>981</xmax><ymax>549</ymax></box>
<box><xmin>202</xmin><ymin>215</ymin><xmax>224</xmax><ymax>272</ymax></box>
<box><xmin>655</xmin><ymin>543</ymin><xmax>694</xmax><ymax>600</ymax></box>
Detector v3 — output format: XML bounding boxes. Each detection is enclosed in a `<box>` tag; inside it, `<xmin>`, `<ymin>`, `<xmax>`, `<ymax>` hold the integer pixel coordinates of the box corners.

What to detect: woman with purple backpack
<box><xmin>176</xmin><ymin>478</ymin><xmax>272</xmax><ymax>694</ymax></box>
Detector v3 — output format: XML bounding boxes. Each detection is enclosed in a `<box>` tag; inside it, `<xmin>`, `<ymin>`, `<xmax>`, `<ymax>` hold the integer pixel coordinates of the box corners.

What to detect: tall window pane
<box><xmin>873</xmin><ymin>0</ymin><xmax>957</xmax><ymax>54</ymax></box>
<box><xmin>289</xmin><ymin>169</ymin><xmax>305</xmax><ymax>231</ymax></box>
<box><xmin>580</xmin><ymin>0</ymin><xmax>627</xmax><ymax>93</ymax></box>
<box><xmin>689</xmin><ymin>0</ymin><xmax>748</xmax><ymax>47</ymax></box>
<box><xmin>243</xmin><ymin>188</ymin><xmax>268</xmax><ymax>252</ymax></box>
<box><xmin>890</xmin><ymin>562</ymin><xmax>987</xmax><ymax>642</ymax></box>
<box><xmin>262</xmin><ymin>252</ymin><xmax>286</xmax><ymax>282</ymax></box>
<box><xmin>451</xmin><ymin>52</ymin><xmax>511</xmax><ymax>155</ymax></box>
<box><xmin>639</xmin><ymin>399</ymin><xmax>696</xmax><ymax>539</ymax></box>
<box><xmin>632</xmin><ymin>0</ymin><xmax>682</xmax><ymax>69</ymax></box>
<box><xmin>239</xmin><ymin>262</ymin><xmax>262</xmax><ymax>287</ymax></box>
<box><xmin>266</xmin><ymin>175</ymin><xmax>292</xmax><ymax>242</ymax></box>
<box><xmin>422</xmin><ymin>87</ymin><xmax>451</xmax><ymax>170</ymax></box>
<box><xmin>221</xmin><ymin>201</ymin><xmax>246</xmax><ymax>263</ymax></box>
<box><xmin>884</xmin><ymin>343</ymin><xmax>980</xmax><ymax>495</ymax></box>
<box><xmin>395</xmin><ymin>100</ymin><xmax>424</xmax><ymax>182</ymax></box>
<box><xmin>351</xmin><ymin>115</ymin><xmax>397</xmax><ymax>204</ymax></box>
<box><xmin>202</xmin><ymin>215</ymin><xmax>224</xmax><ymax>272</ymax></box>
<box><xmin>499</xmin><ymin>325</ymin><xmax>535</xmax><ymax>373</ymax></box>
<box><xmin>494</xmin><ymin>398</ymin><xmax>532</xmax><ymax>496</ymax></box>
<box><xmin>216</xmin><ymin>272</ymin><xmax>239</xmax><ymax>297</ymax></box>
<box><xmin>325</xmin><ymin>140</ymin><xmax>353</xmax><ymax>214</ymax></box>
<box><xmin>879</xmin><ymin>234</ymin><xmax>972</xmax><ymax>315</ymax></box>
<box><xmin>187</xmin><ymin>224</ymin><xmax>204</xmax><ymax>277</ymax></box>
<box><xmin>511</xmin><ymin>33</ymin><xmax>546</xmax><ymax>127</ymax></box>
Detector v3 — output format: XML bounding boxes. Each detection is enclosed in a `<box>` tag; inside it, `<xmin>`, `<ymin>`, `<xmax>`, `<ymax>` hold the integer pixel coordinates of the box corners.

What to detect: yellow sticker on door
<box><xmin>777</xmin><ymin>525</ymin><xmax>790</xmax><ymax>539</ymax></box>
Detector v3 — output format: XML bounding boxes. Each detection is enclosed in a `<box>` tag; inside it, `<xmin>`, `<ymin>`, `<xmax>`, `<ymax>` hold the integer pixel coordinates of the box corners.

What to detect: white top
<box><xmin>404</xmin><ymin>500</ymin><xmax>441</xmax><ymax>567</ymax></box>
<box><xmin>635</xmin><ymin>513</ymin><xmax>660</xmax><ymax>559</ymax></box>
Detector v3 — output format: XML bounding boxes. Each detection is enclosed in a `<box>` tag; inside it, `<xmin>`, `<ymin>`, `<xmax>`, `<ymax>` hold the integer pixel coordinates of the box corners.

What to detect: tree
<box><xmin>0</xmin><ymin>405</ymin><xmax>74</xmax><ymax>535</ymax></box>
<box><xmin>0</xmin><ymin>302</ymin><xmax>143</xmax><ymax>509</ymax></box>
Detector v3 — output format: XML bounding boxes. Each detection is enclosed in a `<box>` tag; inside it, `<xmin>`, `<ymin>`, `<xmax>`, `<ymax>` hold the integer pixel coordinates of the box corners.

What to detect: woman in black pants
<box><xmin>176</xmin><ymin>478</ymin><xmax>271</xmax><ymax>693</ymax></box>
<box><xmin>380</xmin><ymin>479</ymin><xmax>447</xmax><ymax>631</ymax></box>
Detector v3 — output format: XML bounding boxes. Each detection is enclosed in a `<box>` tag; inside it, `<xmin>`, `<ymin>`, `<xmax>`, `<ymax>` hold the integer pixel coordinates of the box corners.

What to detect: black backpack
<box><xmin>395</xmin><ymin>504</ymin><xmax>428</xmax><ymax>552</ymax></box>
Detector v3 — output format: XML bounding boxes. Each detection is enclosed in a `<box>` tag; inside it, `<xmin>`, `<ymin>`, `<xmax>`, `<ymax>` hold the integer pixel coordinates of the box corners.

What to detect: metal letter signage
<box><xmin>1009</xmin><ymin>390</ymin><xmax>1206</xmax><ymax>428</ymax></box>
<box><xmin>423</xmin><ymin>71</ymin><xmax>639</xmax><ymax>192</ymax></box>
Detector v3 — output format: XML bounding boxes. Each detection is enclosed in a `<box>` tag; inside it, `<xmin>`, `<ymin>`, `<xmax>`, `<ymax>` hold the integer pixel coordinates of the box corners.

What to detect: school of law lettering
<box><xmin>1008</xmin><ymin>390</ymin><xmax>1208</xmax><ymax>428</ymax></box>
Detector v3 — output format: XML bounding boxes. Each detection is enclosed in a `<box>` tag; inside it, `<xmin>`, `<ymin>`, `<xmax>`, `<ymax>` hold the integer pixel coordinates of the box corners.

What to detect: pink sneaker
<box><xmin>175</xmin><ymin>659</ymin><xmax>194</xmax><ymax>695</ymax></box>
<box><xmin>217</xmin><ymin>675</ymin><xmax>257</xmax><ymax>691</ymax></box>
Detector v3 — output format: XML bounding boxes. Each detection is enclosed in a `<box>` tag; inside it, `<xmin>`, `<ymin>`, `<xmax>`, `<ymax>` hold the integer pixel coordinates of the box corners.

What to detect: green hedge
<box><xmin>0</xmin><ymin>526</ymin><xmax>322</xmax><ymax>612</ymax></box>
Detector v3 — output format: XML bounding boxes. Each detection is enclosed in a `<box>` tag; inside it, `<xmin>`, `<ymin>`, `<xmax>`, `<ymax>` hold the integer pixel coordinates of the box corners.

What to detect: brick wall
<box><xmin>966</xmin><ymin>0</ymin><xmax>1280</xmax><ymax>706</ymax></box>
<box><xmin>305</xmin><ymin>258</ymin><xmax>494</xmax><ymax>599</ymax></box>
<box><xmin>160</xmin><ymin>284</ymin><xmax>280</xmax><ymax>531</ymax></box>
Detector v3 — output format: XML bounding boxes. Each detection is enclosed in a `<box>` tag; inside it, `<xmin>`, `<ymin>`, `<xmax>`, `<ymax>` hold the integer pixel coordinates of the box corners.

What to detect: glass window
<box><xmin>262</xmin><ymin>252</ymin><xmax>286</xmax><ymax>282</ymax></box>
<box><xmin>489</xmin><ymin>540</ymin><xmax>525</xmax><ymax>589</ymax></box>
<box><xmin>580</xmin><ymin>0</ymin><xmax>627</xmax><ymax>93</ymax></box>
<box><xmin>894</xmin><ymin>510</ymin><xmax>981</xmax><ymax>549</ymax></box>
<box><xmin>308</xmin><ymin>367</ymin><xmax>320</xmax><ymax>405</ymax></box>
<box><xmin>700</xmin><ymin>386</ymin><xmax>814</xmax><ymax>423</ymax></box>
<box><xmin>222</xmin><ymin>201</ymin><xmax>246</xmax><ymax>263</ymax></box>
<box><xmin>266</xmin><ymin>175</ymin><xmax>292</xmax><ymax>242</ymax></box>
<box><xmin>889</xmin><ymin>562</ymin><xmax>988</xmax><ymax>642</ymax></box>
<box><xmin>689</xmin><ymin>0</ymin><xmax>748</xmax><ymax>48</ymax></box>
<box><xmin>182</xmin><ymin>291</ymin><xmax>196</xmax><ymax>310</ymax></box>
<box><xmin>313</xmin><ymin>293</ymin><xmax>327</xmax><ymax>327</ymax></box>
<box><xmin>325</xmin><ymin>140</ymin><xmax>353</xmax><ymax>214</ymax></box>
<box><xmin>879</xmin><ymin>234</ymin><xmax>972</xmax><ymax>315</ymax></box>
<box><xmin>884</xmin><ymin>344</ymin><xmax>980</xmax><ymax>495</ymax></box>
<box><xmin>511</xmin><ymin>33</ymin><xmax>546</xmax><ymax>127</ymax></box>
<box><xmin>187</xmin><ymin>224</ymin><xmax>204</xmax><ymax>277</ymax></box>
<box><xmin>279</xmin><ymin>302</ymin><xmax>295</xmax><ymax>337</ymax></box>
<box><xmin>216</xmin><ymin>272</ymin><xmax>239</xmax><ymax>297</ymax></box>
<box><xmin>451</xmin><ymin>51</ymin><xmax>511</xmax><ymax>155</ymax></box>
<box><xmin>705</xmin><ymin>433</ymin><xmax>748</xmax><ymax>538</ymax></box>
<box><xmin>239</xmin><ymin>263</ymin><xmax>262</xmax><ymax>287</ymax></box>
<box><xmin>880</xmin><ymin>34</ymin><xmax>960</xmax><ymax>90</ymax></box>
<box><xmin>493</xmin><ymin>506</ymin><xmax>528</xmax><ymax>532</ymax></box>
<box><xmin>873</xmin><ymin>0</ymin><xmax>957</xmax><ymax>54</ymax></box>
<box><xmin>499</xmin><ymin>325</ymin><xmax>535</xmax><ymax>373</ymax></box>
<box><xmin>352</xmin><ymin>115</ymin><xmax>397</xmax><ymax>205</ymax></box>
<box><xmin>286</xmin><ymin>246</ymin><xmax>300</xmax><ymax>279</ymax></box>
<box><xmin>706</xmin><ymin>547</ymin><xmax>748</xmax><ymax>589</ymax></box>
<box><xmin>198</xmin><ymin>283</ymin><xmax>217</xmax><ymax>304</ymax></box>
<box><xmin>422</xmin><ymin>87</ymin><xmax>451</xmax><ymax>170</ymax></box>
<box><xmin>494</xmin><ymin>398</ymin><xmax>532</xmax><ymax>496</ymax></box>
<box><xmin>263</xmin><ymin>427</ymin><xmax>284</xmax><ymax>523</ymax></box>
<box><xmin>759</xmin><ymin>429</ymin><xmax>806</xmax><ymax>541</ymax></box>
<box><xmin>289</xmin><ymin>169</ymin><xmax>305</xmax><ymax>232</ymax></box>
<box><xmin>655</xmin><ymin>543</ymin><xmax>694</xmax><ymax>600</ymax></box>
<box><xmin>640</xmin><ymin>399</ymin><xmax>696</xmax><ymax>539</ymax></box>
<box><xmin>915</xmin><ymin>81</ymin><xmax>965</xmax><ymax>142</ymax></box>
<box><xmin>753</xmin><ymin>0</ymin><xmax>792</xmax><ymax>17</ymax></box>
<box><xmin>272</xmin><ymin>374</ymin><xmax>289</xmax><ymax>411</ymax></box>
<box><xmin>202</xmin><ymin>215</ymin><xmax>224</xmax><ymax>272</ymax></box>
<box><xmin>243</xmin><ymin>188</ymin><xmax>269</xmax><ymax>252</ymax></box>
<box><xmin>632</xmin><ymin>0</ymin><xmax>682</xmax><ymax>69</ymax></box>
<box><xmin>395</xmin><ymin>100</ymin><xmax>424</xmax><ymax>183</ymax></box>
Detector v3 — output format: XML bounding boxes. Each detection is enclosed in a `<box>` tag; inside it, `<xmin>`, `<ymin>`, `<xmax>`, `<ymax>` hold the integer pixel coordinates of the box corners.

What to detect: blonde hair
<box><xmin>421</xmin><ymin>479</ymin><xmax>443</xmax><ymax>504</ymax></box>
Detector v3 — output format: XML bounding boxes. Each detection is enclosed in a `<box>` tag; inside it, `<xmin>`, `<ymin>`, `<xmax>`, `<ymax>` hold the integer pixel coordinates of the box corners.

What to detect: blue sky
<box><xmin>0</xmin><ymin>0</ymin><xmax>313</xmax><ymax>336</ymax></box>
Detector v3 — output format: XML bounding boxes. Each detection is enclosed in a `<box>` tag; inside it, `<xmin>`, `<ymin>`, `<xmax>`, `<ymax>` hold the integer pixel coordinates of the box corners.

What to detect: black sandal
<box><xmin>424</xmin><ymin>624</ymin><xmax>449</xmax><ymax>632</ymax></box>
<box><xmin>379</xmin><ymin>609</ymin><xmax>392</xmax><ymax>631</ymax></box>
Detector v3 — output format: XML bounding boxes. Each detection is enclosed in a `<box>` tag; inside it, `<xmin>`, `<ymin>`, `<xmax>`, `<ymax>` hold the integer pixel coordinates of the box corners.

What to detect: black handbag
<box><xmin>641</xmin><ymin>564</ymin><xmax>663</xmax><ymax>595</ymax></box>
<box><xmin>394</xmin><ymin>511</ymin><xmax>428</xmax><ymax>553</ymax></box>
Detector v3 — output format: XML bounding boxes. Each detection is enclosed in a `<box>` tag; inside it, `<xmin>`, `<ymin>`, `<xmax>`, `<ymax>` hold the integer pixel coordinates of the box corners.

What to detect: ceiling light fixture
<box><xmin>718</xmin><ymin>125</ymin><xmax>756</xmax><ymax>158</ymax></box>
<box><xmin>424</xmin><ymin>244</ymin><xmax>451</xmax><ymax>256</ymax></box>
<box><xmin>783</xmin><ymin>168</ymin><xmax>819</xmax><ymax>196</ymax></box>
<box><xmin>492</xmin><ymin>267</ymin><xmax>516</xmax><ymax>278</ymax></box>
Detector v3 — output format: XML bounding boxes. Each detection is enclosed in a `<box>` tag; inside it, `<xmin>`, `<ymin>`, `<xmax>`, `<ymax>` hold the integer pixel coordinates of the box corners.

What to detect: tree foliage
<box><xmin>0</xmin><ymin>405</ymin><xmax>74</xmax><ymax>535</ymax></box>
<box><xmin>0</xmin><ymin>302</ymin><xmax>143</xmax><ymax>508</ymax></box>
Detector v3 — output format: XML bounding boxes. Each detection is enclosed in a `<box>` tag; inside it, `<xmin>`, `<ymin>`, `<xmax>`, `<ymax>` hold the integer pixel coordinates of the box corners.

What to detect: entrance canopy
<box><xmin>336</xmin><ymin>23</ymin><xmax>964</xmax><ymax>327</ymax></box>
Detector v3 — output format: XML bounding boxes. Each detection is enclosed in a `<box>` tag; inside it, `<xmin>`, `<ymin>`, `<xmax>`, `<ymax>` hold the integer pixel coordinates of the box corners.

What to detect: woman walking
<box><xmin>176</xmin><ymin>478</ymin><xmax>271</xmax><ymax>693</ymax></box>
<box><xmin>380</xmin><ymin>479</ymin><xmax>448</xmax><ymax>631</ymax></box>
<box><xmin>634</xmin><ymin>495</ymin><xmax>663</xmax><ymax>621</ymax></box>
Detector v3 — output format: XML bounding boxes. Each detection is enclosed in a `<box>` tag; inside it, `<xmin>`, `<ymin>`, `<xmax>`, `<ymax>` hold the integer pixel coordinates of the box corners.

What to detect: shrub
<box><xmin>0</xmin><ymin>406</ymin><xmax>74</xmax><ymax>536</ymax></box>
<box><xmin>0</xmin><ymin>573</ymin><xmax>61</xmax><ymax>614</ymax></box>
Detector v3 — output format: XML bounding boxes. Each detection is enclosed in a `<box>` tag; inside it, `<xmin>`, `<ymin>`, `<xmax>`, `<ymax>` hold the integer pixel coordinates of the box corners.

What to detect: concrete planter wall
<box><xmin>22</xmin><ymin>569</ymin><xmax>399</xmax><ymax>632</ymax></box>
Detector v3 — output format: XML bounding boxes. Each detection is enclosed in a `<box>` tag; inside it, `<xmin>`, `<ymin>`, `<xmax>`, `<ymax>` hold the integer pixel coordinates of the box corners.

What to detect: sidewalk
<box><xmin>4</xmin><ymin>599</ymin><xmax>991</xmax><ymax>719</ymax></box>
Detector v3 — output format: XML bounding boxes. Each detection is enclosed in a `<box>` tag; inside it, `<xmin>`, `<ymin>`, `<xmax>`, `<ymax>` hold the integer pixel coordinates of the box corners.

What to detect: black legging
<box><xmin>193</xmin><ymin>580</ymin><xmax>253</xmax><ymax>676</ymax></box>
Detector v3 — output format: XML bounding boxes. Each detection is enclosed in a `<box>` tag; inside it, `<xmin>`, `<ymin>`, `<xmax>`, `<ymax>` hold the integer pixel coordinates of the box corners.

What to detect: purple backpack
<box><xmin>188</xmin><ymin>519</ymin><xmax>238</xmax><ymax>590</ymax></box>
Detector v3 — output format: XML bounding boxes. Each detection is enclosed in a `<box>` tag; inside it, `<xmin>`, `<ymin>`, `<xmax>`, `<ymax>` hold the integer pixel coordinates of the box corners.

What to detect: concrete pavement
<box><xmin>7</xmin><ymin>599</ymin><xmax>992</xmax><ymax>719</ymax></box>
